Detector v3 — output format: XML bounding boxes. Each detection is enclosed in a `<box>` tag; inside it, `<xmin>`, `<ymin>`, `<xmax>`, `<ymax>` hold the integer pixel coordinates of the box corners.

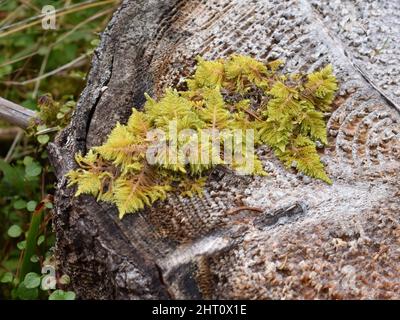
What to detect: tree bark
<box><xmin>48</xmin><ymin>0</ymin><xmax>400</xmax><ymax>299</ymax></box>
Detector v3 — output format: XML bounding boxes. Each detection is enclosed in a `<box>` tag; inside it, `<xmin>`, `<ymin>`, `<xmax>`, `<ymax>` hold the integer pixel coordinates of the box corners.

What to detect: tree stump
<box><xmin>48</xmin><ymin>0</ymin><xmax>400</xmax><ymax>299</ymax></box>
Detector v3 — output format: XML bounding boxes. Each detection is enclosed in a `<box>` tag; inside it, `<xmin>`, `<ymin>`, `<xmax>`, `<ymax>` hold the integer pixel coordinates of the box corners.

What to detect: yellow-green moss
<box><xmin>67</xmin><ymin>54</ymin><xmax>338</xmax><ymax>218</ymax></box>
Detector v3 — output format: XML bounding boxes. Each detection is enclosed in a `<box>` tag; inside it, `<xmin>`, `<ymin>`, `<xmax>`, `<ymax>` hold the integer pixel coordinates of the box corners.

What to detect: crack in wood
<box><xmin>301</xmin><ymin>0</ymin><xmax>400</xmax><ymax>114</ymax></box>
<box><xmin>253</xmin><ymin>202</ymin><xmax>307</xmax><ymax>229</ymax></box>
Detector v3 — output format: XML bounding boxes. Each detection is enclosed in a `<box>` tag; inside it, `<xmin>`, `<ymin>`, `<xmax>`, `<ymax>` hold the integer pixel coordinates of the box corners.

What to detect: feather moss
<box><xmin>67</xmin><ymin>55</ymin><xmax>338</xmax><ymax>218</ymax></box>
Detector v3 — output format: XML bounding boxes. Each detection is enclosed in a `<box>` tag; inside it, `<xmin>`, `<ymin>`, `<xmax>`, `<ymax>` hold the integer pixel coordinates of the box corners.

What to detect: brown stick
<box><xmin>225</xmin><ymin>206</ymin><xmax>264</xmax><ymax>215</ymax></box>
<box><xmin>0</xmin><ymin>97</ymin><xmax>36</xmax><ymax>129</ymax></box>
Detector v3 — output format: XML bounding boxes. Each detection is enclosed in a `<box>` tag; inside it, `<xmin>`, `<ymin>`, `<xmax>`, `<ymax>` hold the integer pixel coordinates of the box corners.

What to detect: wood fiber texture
<box><xmin>48</xmin><ymin>0</ymin><xmax>400</xmax><ymax>299</ymax></box>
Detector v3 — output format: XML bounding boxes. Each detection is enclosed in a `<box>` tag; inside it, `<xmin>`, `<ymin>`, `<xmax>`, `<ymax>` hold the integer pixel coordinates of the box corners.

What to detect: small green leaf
<box><xmin>45</xmin><ymin>202</ymin><xmax>53</xmax><ymax>209</ymax></box>
<box><xmin>26</xmin><ymin>200</ymin><xmax>37</xmax><ymax>212</ymax></box>
<box><xmin>37</xmin><ymin>235</ymin><xmax>45</xmax><ymax>245</ymax></box>
<box><xmin>0</xmin><ymin>65</ymin><xmax>12</xmax><ymax>77</ymax></box>
<box><xmin>37</xmin><ymin>134</ymin><xmax>50</xmax><ymax>145</ymax></box>
<box><xmin>90</xmin><ymin>39</ymin><xmax>100</xmax><ymax>47</ymax></box>
<box><xmin>49</xmin><ymin>290</ymin><xmax>76</xmax><ymax>300</ymax></box>
<box><xmin>17</xmin><ymin>282</ymin><xmax>38</xmax><ymax>300</ymax></box>
<box><xmin>60</xmin><ymin>105</ymin><xmax>71</xmax><ymax>113</ymax></box>
<box><xmin>38</xmin><ymin>46</ymin><xmax>49</xmax><ymax>56</ymax></box>
<box><xmin>24</xmin><ymin>272</ymin><xmax>41</xmax><ymax>289</ymax></box>
<box><xmin>17</xmin><ymin>240</ymin><xmax>26</xmax><ymax>250</ymax></box>
<box><xmin>13</xmin><ymin>199</ymin><xmax>27</xmax><ymax>209</ymax></box>
<box><xmin>8</xmin><ymin>225</ymin><xmax>22</xmax><ymax>238</ymax></box>
<box><xmin>1</xmin><ymin>272</ymin><xmax>13</xmax><ymax>283</ymax></box>
<box><xmin>0</xmin><ymin>160</ymin><xmax>26</xmax><ymax>195</ymax></box>
<box><xmin>30</xmin><ymin>255</ymin><xmax>40</xmax><ymax>263</ymax></box>
<box><xmin>23</xmin><ymin>156</ymin><xmax>34</xmax><ymax>166</ymax></box>
<box><xmin>25</xmin><ymin>161</ymin><xmax>42</xmax><ymax>177</ymax></box>
<box><xmin>37</xmin><ymin>124</ymin><xmax>47</xmax><ymax>132</ymax></box>
<box><xmin>64</xmin><ymin>101</ymin><xmax>76</xmax><ymax>108</ymax></box>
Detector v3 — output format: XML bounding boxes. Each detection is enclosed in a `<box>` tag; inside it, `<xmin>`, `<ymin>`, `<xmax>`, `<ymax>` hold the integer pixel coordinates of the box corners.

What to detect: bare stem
<box><xmin>5</xmin><ymin>130</ymin><xmax>23</xmax><ymax>163</ymax></box>
<box><xmin>3</xmin><ymin>54</ymin><xmax>89</xmax><ymax>86</ymax></box>
<box><xmin>226</xmin><ymin>206</ymin><xmax>264</xmax><ymax>215</ymax></box>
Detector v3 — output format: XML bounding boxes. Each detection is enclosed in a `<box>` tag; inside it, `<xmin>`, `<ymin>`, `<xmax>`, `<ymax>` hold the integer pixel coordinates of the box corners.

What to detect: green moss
<box><xmin>67</xmin><ymin>54</ymin><xmax>338</xmax><ymax>218</ymax></box>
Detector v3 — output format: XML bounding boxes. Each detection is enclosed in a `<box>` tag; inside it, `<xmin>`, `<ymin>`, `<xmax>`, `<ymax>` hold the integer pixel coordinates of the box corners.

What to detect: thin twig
<box><xmin>35</xmin><ymin>127</ymin><xmax>60</xmax><ymax>135</ymax></box>
<box><xmin>3</xmin><ymin>53</ymin><xmax>89</xmax><ymax>86</ymax></box>
<box><xmin>0</xmin><ymin>7</ymin><xmax>112</xmax><ymax>80</ymax></box>
<box><xmin>32</xmin><ymin>48</ymin><xmax>50</xmax><ymax>99</ymax></box>
<box><xmin>0</xmin><ymin>0</ymin><xmax>118</xmax><ymax>38</ymax></box>
<box><xmin>226</xmin><ymin>206</ymin><xmax>264</xmax><ymax>215</ymax></box>
<box><xmin>244</xmin><ymin>108</ymin><xmax>262</xmax><ymax>121</ymax></box>
<box><xmin>53</xmin><ymin>8</ymin><xmax>114</xmax><ymax>47</ymax></box>
<box><xmin>0</xmin><ymin>49</ymin><xmax>39</xmax><ymax>69</ymax></box>
<box><xmin>19</xmin><ymin>0</ymin><xmax>41</xmax><ymax>13</ymax></box>
<box><xmin>0</xmin><ymin>3</ymin><xmax>23</xmax><ymax>27</ymax></box>
<box><xmin>5</xmin><ymin>130</ymin><xmax>23</xmax><ymax>163</ymax></box>
<box><xmin>4</xmin><ymin>130</ymin><xmax>24</xmax><ymax>162</ymax></box>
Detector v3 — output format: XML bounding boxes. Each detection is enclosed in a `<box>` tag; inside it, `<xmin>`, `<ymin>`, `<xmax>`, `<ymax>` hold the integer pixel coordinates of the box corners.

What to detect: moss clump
<box><xmin>67</xmin><ymin>54</ymin><xmax>338</xmax><ymax>218</ymax></box>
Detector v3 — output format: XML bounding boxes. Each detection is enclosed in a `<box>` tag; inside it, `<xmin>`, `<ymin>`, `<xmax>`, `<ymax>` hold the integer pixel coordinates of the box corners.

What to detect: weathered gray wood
<box><xmin>0</xmin><ymin>97</ymin><xmax>36</xmax><ymax>129</ymax></box>
<box><xmin>48</xmin><ymin>0</ymin><xmax>400</xmax><ymax>299</ymax></box>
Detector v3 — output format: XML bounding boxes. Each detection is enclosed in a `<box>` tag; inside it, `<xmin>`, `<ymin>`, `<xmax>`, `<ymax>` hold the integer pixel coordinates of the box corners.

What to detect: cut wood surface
<box><xmin>48</xmin><ymin>0</ymin><xmax>400</xmax><ymax>299</ymax></box>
